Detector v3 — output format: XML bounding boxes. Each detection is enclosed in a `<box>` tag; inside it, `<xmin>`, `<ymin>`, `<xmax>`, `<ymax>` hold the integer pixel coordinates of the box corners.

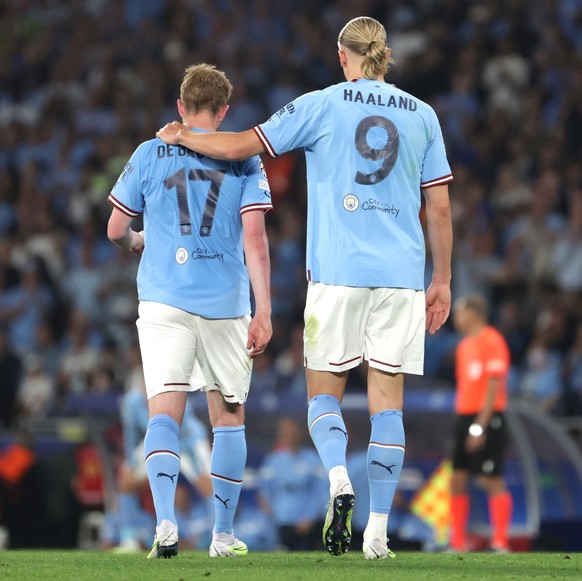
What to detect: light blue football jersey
<box><xmin>255</xmin><ymin>79</ymin><xmax>452</xmax><ymax>290</ymax></box>
<box><xmin>109</xmin><ymin>129</ymin><xmax>272</xmax><ymax>318</ymax></box>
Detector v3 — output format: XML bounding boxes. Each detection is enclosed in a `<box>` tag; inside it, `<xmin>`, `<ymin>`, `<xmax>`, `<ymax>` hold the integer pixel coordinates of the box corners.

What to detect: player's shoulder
<box><xmin>482</xmin><ymin>325</ymin><xmax>509</xmax><ymax>349</ymax></box>
<box><xmin>389</xmin><ymin>84</ymin><xmax>438</xmax><ymax>118</ymax></box>
<box><xmin>126</xmin><ymin>138</ymin><xmax>161</xmax><ymax>166</ymax></box>
<box><xmin>240</xmin><ymin>153</ymin><xmax>264</xmax><ymax>171</ymax></box>
<box><xmin>293</xmin><ymin>81</ymin><xmax>347</xmax><ymax>108</ymax></box>
<box><xmin>135</xmin><ymin>138</ymin><xmax>160</xmax><ymax>155</ymax></box>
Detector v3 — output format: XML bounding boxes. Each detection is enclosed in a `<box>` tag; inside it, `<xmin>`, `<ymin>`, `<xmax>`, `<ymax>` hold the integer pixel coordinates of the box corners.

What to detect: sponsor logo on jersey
<box><xmin>193</xmin><ymin>248</ymin><xmax>224</xmax><ymax>262</ymax></box>
<box><xmin>362</xmin><ymin>198</ymin><xmax>400</xmax><ymax>217</ymax></box>
<box><xmin>343</xmin><ymin>194</ymin><xmax>359</xmax><ymax>212</ymax></box>
<box><xmin>175</xmin><ymin>247</ymin><xmax>188</xmax><ymax>264</ymax></box>
<box><xmin>259</xmin><ymin>179</ymin><xmax>270</xmax><ymax>191</ymax></box>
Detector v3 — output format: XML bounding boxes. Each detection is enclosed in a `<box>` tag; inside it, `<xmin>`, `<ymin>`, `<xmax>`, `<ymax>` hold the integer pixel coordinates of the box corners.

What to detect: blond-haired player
<box><xmin>158</xmin><ymin>18</ymin><xmax>453</xmax><ymax>559</ymax></box>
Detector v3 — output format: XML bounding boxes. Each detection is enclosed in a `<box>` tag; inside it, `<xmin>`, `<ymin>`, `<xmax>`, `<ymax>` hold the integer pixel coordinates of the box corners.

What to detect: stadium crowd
<box><xmin>1</xmin><ymin>0</ymin><xmax>582</xmax><ymax>429</ymax></box>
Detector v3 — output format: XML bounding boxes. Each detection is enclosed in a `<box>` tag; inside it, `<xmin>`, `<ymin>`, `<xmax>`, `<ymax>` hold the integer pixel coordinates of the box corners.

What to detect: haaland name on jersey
<box><xmin>343</xmin><ymin>88</ymin><xmax>418</xmax><ymax>111</ymax></box>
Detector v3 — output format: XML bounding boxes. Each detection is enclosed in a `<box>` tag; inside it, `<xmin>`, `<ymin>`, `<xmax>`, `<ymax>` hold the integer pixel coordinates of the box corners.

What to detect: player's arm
<box><xmin>156</xmin><ymin>122</ymin><xmax>265</xmax><ymax>161</ymax></box>
<box><xmin>107</xmin><ymin>207</ymin><xmax>144</xmax><ymax>255</ymax></box>
<box><xmin>475</xmin><ymin>376</ymin><xmax>500</xmax><ymax>430</ymax></box>
<box><xmin>242</xmin><ymin>210</ymin><xmax>272</xmax><ymax>358</ymax></box>
<box><xmin>422</xmin><ymin>183</ymin><xmax>452</xmax><ymax>335</ymax></box>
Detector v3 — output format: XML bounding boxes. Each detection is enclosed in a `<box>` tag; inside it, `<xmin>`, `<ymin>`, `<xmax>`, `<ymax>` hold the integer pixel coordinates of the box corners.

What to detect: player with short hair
<box><xmin>451</xmin><ymin>294</ymin><xmax>513</xmax><ymax>552</ymax></box>
<box><xmin>107</xmin><ymin>63</ymin><xmax>273</xmax><ymax>559</ymax></box>
<box><xmin>157</xmin><ymin>16</ymin><xmax>453</xmax><ymax>560</ymax></box>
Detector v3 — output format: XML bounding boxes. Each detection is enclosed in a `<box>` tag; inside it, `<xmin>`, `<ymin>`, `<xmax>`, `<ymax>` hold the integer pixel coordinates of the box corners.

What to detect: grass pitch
<box><xmin>0</xmin><ymin>550</ymin><xmax>580</xmax><ymax>580</ymax></box>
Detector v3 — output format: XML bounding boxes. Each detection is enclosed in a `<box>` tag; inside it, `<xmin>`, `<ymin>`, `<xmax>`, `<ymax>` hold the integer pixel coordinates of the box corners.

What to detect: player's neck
<box><xmin>344</xmin><ymin>66</ymin><xmax>384</xmax><ymax>83</ymax></box>
<box><xmin>467</xmin><ymin>321</ymin><xmax>487</xmax><ymax>337</ymax></box>
<box><xmin>182</xmin><ymin>113</ymin><xmax>218</xmax><ymax>132</ymax></box>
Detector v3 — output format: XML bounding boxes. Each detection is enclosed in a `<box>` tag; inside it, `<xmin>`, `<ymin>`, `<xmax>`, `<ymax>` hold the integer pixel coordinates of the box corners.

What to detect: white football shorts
<box><xmin>137</xmin><ymin>301</ymin><xmax>253</xmax><ymax>404</ymax></box>
<box><xmin>303</xmin><ymin>282</ymin><xmax>425</xmax><ymax>375</ymax></box>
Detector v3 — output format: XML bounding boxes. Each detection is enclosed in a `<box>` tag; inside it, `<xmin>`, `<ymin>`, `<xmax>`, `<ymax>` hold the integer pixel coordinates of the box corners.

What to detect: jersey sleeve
<box><xmin>420</xmin><ymin>107</ymin><xmax>454</xmax><ymax>189</ymax></box>
<box><xmin>254</xmin><ymin>91</ymin><xmax>325</xmax><ymax>158</ymax></box>
<box><xmin>240</xmin><ymin>155</ymin><xmax>274</xmax><ymax>215</ymax></box>
<box><xmin>483</xmin><ymin>333</ymin><xmax>510</xmax><ymax>378</ymax></box>
<box><xmin>108</xmin><ymin>141</ymin><xmax>150</xmax><ymax>216</ymax></box>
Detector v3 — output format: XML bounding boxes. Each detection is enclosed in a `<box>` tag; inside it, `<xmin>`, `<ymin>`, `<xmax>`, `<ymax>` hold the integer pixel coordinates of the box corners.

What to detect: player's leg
<box><xmin>482</xmin><ymin>475</ymin><xmax>511</xmax><ymax>551</ymax></box>
<box><xmin>481</xmin><ymin>413</ymin><xmax>512</xmax><ymax>552</ymax></box>
<box><xmin>362</xmin><ymin>368</ymin><xmax>404</xmax><ymax>559</ymax></box>
<box><xmin>307</xmin><ymin>369</ymin><xmax>354</xmax><ymax>556</ymax></box>
<box><xmin>450</xmin><ymin>415</ymin><xmax>474</xmax><ymax>552</ymax></box>
<box><xmin>196</xmin><ymin>314</ymin><xmax>252</xmax><ymax>557</ymax></box>
<box><xmin>304</xmin><ymin>283</ymin><xmax>370</xmax><ymax>556</ymax></box>
<box><xmin>363</xmin><ymin>288</ymin><xmax>424</xmax><ymax>559</ymax></box>
<box><xmin>144</xmin><ymin>392</ymin><xmax>187</xmax><ymax>558</ymax></box>
<box><xmin>114</xmin><ymin>461</ymin><xmax>143</xmax><ymax>552</ymax></box>
<box><xmin>137</xmin><ymin>301</ymin><xmax>197</xmax><ymax>558</ymax></box>
<box><xmin>450</xmin><ymin>468</ymin><xmax>471</xmax><ymax>551</ymax></box>
<box><xmin>307</xmin><ymin>369</ymin><xmax>351</xmax><ymax>496</ymax></box>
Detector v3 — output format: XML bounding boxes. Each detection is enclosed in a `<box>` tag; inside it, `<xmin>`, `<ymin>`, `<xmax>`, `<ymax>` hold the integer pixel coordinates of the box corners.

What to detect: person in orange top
<box><xmin>450</xmin><ymin>294</ymin><xmax>513</xmax><ymax>552</ymax></box>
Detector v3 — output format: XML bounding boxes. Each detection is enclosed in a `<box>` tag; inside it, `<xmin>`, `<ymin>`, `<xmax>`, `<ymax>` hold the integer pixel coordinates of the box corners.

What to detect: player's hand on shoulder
<box><xmin>156</xmin><ymin>120</ymin><xmax>186</xmax><ymax>145</ymax></box>
<box><xmin>247</xmin><ymin>310</ymin><xmax>272</xmax><ymax>359</ymax></box>
<box><xmin>425</xmin><ymin>281</ymin><xmax>451</xmax><ymax>335</ymax></box>
<box><xmin>129</xmin><ymin>230</ymin><xmax>145</xmax><ymax>256</ymax></box>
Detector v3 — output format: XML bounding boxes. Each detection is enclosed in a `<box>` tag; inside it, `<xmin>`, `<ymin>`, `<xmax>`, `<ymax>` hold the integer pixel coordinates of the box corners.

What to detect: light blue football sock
<box><xmin>118</xmin><ymin>492</ymin><xmax>140</xmax><ymax>543</ymax></box>
<box><xmin>307</xmin><ymin>394</ymin><xmax>348</xmax><ymax>473</ymax></box>
<box><xmin>211</xmin><ymin>426</ymin><xmax>246</xmax><ymax>534</ymax></box>
<box><xmin>144</xmin><ymin>414</ymin><xmax>181</xmax><ymax>527</ymax></box>
<box><xmin>367</xmin><ymin>410</ymin><xmax>405</xmax><ymax>515</ymax></box>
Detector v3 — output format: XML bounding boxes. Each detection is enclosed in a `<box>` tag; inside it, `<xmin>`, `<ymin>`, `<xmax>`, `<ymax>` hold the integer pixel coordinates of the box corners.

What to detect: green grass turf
<box><xmin>0</xmin><ymin>550</ymin><xmax>580</xmax><ymax>581</ymax></box>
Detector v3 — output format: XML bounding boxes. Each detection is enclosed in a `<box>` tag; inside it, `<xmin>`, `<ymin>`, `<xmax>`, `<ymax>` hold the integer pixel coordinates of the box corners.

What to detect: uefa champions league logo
<box><xmin>343</xmin><ymin>194</ymin><xmax>359</xmax><ymax>212</ymax></box>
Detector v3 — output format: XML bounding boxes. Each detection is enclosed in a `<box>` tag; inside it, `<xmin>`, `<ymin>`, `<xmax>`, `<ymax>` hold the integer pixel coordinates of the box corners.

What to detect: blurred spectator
<box><xmin>566</xmin><ymin>321</ymin><xmax>582</xmax><ymax>414</ymax></box>
<box><xmin>274</xmin><ymin>323</ymin><xmax>308</xmax><ymax>396</ymax></box>
<box><xmin>551</xmin><ymin>188</ymin><xmax>582</xmax><ymax>293</ymax></box>
<box><xmin>0</xmin><ymin>261</ymin><xmax>54</xmax><ymax>355</ymax></box>
<box><xmin>259</xmin><ymin>417</ymin><xmax>327</xmax><ymax>550</ymax></box>
<box><xmin>519</xmin><ymin>334</ymin><xmax>565</xmax><ymax>415</ymax></box>
<box><xmin>57</xmin><ymin>312</ymin><xmax>101</xmax><ymax>395</ymax></box>
<box><xmin>0</xmin><ymin>329</ymin><xmax>22</xmax><ymax>428</ymax></box>
<box><xmin>16</xmin><ymin>354</ymin><xmax>54</xmax><ymax>419</ymax></box>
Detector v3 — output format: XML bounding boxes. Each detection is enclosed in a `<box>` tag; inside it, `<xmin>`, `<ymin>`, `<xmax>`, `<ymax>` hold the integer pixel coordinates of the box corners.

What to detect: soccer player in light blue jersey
<box><xmin>157</xmin><ymin>17</ymin><xmax>453</xmax><ymax>560</ymax></box>
<box><xmin>107</xmin><ymin>64</ymin><xmax>272</xmax><ymax>559</ymax></box>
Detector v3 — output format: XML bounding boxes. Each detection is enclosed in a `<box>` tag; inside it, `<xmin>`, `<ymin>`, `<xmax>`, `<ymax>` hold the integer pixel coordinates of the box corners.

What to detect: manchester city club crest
<box><xmin>343</xmin><ymin>194</ymin><xmax>359</xmax><ymax>212</ymax></box>
<box><xmin>175</xmin><ymin>247</ymin><xmax>188</xmax><ymax>264</ymax></box>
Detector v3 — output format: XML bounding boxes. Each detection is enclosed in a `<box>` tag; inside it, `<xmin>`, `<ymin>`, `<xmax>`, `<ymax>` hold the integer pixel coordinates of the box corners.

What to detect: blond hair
<box><xmin>338</xmin><ymin>17</ymin><xmax>393</xmax><ymax>79</ymax></box>
<box><xmin>180</xmin><ymin>63</ymin><xmax>233</xmax><ymax>116</ymax></box>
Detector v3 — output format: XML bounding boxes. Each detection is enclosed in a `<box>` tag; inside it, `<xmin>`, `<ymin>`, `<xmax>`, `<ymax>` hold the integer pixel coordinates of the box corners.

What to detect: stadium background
<box><xmin>1</xmin><ymin>0</ymin><xmax>582</xmax><ymax>553</ymax></box>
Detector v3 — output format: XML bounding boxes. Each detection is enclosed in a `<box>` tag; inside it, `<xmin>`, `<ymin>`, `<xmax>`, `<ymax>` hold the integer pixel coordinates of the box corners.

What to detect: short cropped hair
<box><xmin>180</xmin><ymin>63</ymin><xmax>233</xmax><ymax>116</ymax></box>
<box><xmin>338</xmin><ymin>16</ymin><xmax>393</xmax><ymax>79</ymax></box>
<box><xmin>457</xmin><ymin>294</ymin><xmax>489</xmax><ymax>321</ymax></box>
